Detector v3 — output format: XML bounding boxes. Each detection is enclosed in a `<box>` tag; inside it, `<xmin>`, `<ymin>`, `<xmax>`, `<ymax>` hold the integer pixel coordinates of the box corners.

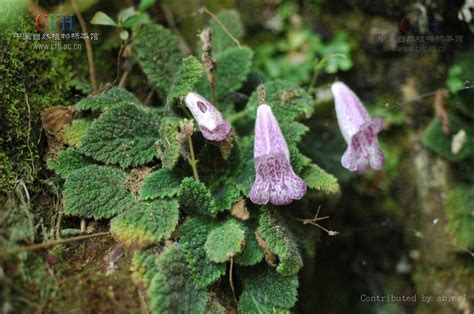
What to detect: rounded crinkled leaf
<box><xmin>149</xmin><ymin>244</ymin><xmax>207</xmax><ymax>314</ymax></box>
<box><xmin>205</xmin><ymin>219</ymin><xmax>245</xmax><ymax>263</ymax></box>
<box><xmin>79</xmin><ymin>103</ymin><xmax>161</xmax><ymax>168</ymax></box>
<box><xmin>63</xmin><ymin>165</ymin><xmax>132</xmax><ymax>219</ymax></box>
<box><xmin>111</xmin><ymin>199</ymin><xmax>179</xmax><ymax>248</ymax></box>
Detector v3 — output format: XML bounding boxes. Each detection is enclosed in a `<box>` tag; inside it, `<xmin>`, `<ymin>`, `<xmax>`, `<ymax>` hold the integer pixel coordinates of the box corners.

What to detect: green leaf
<box><xmin>63</xmin><ymin>165</ymin><xmax>132</xmax><ymax>219</ymax></box>
<box><xmin>445</xmin><ymin>185</ymin><xmax>474</xmax><ymax>248</ymax></box>
<box><xmin>131</xmin><ymin>249</ymin><xmax>159</xmax><ymax>288</ymax></box>
<box><xmin>179</xmin><ymin>218</ymin><xmax>226</xmax><ymax>288</ymax></box>
<box><xmin>301</xmin><ymin>163</ymin><xmax>339</xmax><ymax>194</ymax></box>
<box><xmin>77</xmin><ymin>87</ymin><xmax>141</xmax><ymax>112</ymax></box>
<box><xmin>123</xmin><ymin>13</ymin><xmax>150</xmax><ymax>28</ymax></box>
<box><xmin>258</xmin><ymin>208</ymin><xmax>303</xmax><ymax>276</ymax></box>
<box><xmin>232</xmin><ymin>136</ymin><xmax>255</xmax><ymax>197</ymax></box>
<box><xmin>91</xmin><ymin>11</ymin><xmax>117</xmax><ymax>27</ymax></box>
<box><xmin>209</xmin><ymin>9</ymin><xmax>244</xmax><ymax>53</ymax></box>
<box><xmin>139</xmin><ymin>0</ymin><xmax>156</xmax><ymax>11</ymax></box>
<box><xmin>238</xmin><ymin>290</ymin><xmax>280</xmax><ymax>314</ymax></box>
<box><xmin>280</xmin><ymin>122</ymin><xmax>309</xmax><ymax>143</ymax></box>
<box><xmin>149</xmin><ymin>244</ymin><xmax>208</xmax><ymax>314</ymax></box>
<box><xmin>62</xmin><ymin>119</ymin><xmax>92</xmax><ymax>147</ymax></box>
<box><xmin>166</xmin><ymin>56</ymin><xmax>204</xmax><ymax>108</ymax></box>
<box><xmin>446</xmin><ymin>65</ymin><xmax>464</xmax><ymax>93</ymax></box>
<box><xmin>47</xmin><ymin>148</ymin><xmax>93</xmax><ymax>178</ymax></box>
<box><xmin>246</xmin><ymin>80</ymin><xmax>315</xmax><ymax>124</ymax></box>
<box><xmin>140</xmin><ymin>168</ymin><xmax>182</xmax><ymax>200</ymax></box>
<box><xmin>118</xmin><ymin>7</ymin><xmax>135</xmax><ymax>23</ymax></box>
<box><xmin>209</xmin><ymin>178</ymin><xmax>242</xmax><ymax>212</ymax></box>
<box><xmin>239</xmin><ymin>267</ymin><xmax>298</xmax><ymax>309</ymax></box>
<box><xmin>178</xmin><ymin>178</ymin><xmax>218</xmax><ymax>217</ymax></box>
<box><xmin>235</xmin><ymin>220</ymin><xmax>264</xmax><ymax>266</ymax></box>
<box><xmin>79</xmin><ymin>103</ymin><xmax>160</xmax><ymax>168</ymax></box>
<box><xmin>133</xmin><ymin>23</ymin><xmax>184</xmax><ymax>93</ymax></box>
<box><xmin>197</xmin><ymin>47</ymin><xmax>253</xmax><ymax>100</ymax></box>
<box><xmin>205</xmin><ymin>219</ymin><xmax>245</xmax><ymax>263</ymax></box>
<box><xmin>111</xmin><ymin>199</ymin><xmax>179</xmax><ymax>248</ymax></box>
<box><xmin>422</xmin><ymin>116</ymin><xmax>474</xmax><ymax>162</ymax></box>
<box><xmin>156</xmin><ymin>117</ymin><xmax>182</xmax><ymax>169</ymax></box>
<box><xmin>289</xmin><ymin>147</ymin><xmax>311</xmax><ymax>173</ymax></box>
<box><xmin>206</xmin><ymin>298</ymin><xmax>227</xmax><ymax>314</ymax></box>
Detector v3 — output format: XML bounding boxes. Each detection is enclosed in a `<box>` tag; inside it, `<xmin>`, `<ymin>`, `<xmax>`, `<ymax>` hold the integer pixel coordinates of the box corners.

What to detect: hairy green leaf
<box><xmin>280</xmin><ymin>122</ymin><xmax>309</xmax><ymax>143</ymax></box>
<box><xmin>133</xmin><ymin>23</ymin><xmax>184</xmax><ymax>93</ymax></box>
<box><xmin>205</xmin><ymin>219</ymin><xmax>245</xmax><ymax>263</ymax></box>
<box><xmin>246</xmin><ymin>80</ymin><xmax>315</xmax><ymax>124</ymax></box>
<box><xmin>166</xmin><ymin>56</ymin><xmax>204</xmax><ymax>108</ymax></box>
<box><xmin>238</xmin><ymin>290</ymin><xmax>280</xmax><ymax>314</ymax></box>
<box><xmin>47</xmin><ymin>148</ymin><xmax>93</xmax><ymax>178</ymax></box>
<box><xmin>62</xmin><ymin>119</ymin><xmax>92</xmax><ymax>147</ymax></box>
<box><xmin>156</xmin><ymin>117</ymin><xmax>182</xmax><ymax>169</ymax></box>
<box><xmin>235</xmin><ymin>220</ymin><xmax>264</xmax><ymax>266</ymax></box>
<box><xmin>206</xmin><ymin>298</ymin><xmax>227</xmax><ymax>314</ymax></box>
<box><xmin>80</xmin><ymin>103</ymin><xmax>160</xmax><ymax>168</ymax></box>
<box><xmin>301</xmin><ymin>163</ymin><xmax>339</xmax><ymax>194</ymax></box>
<box><xmin>258</xmin><ymin>208</ymin><xmax>303</xmax><ymax>276</ymax></box>
<box><xmin>111</xmin><ymin>199</ymin><xmax>179</xmax><ymax>248</ymax></box>
<box><xmin>209</xmin><ymin>179</ymin><xmax>242</xmax><ymax>212</ymax></box>
<box><xmin>140</xmin><ymin>168</ymin><xmax>182</xmax><ymax>200</ymax></box>
<box><xmin>232</xmin><ymin>136</ymin><xmax>255</xmax><ymax>197</ymax></box>
<box><xmin>131</xmin><ymin>249</ymin><xmax>159</xmax><ymax>288</ymax></box>
<box><xmin>240</xmin><ymin>267</ymin><xmax>298</xmax><ymax>309</ymax></box>
<box><xmin>179</xmin><ymin>218</ymin><xmax>226</xmax><ymax>288</ymax></box>
<box><xmin>197</xmin><ymin>47</ymin><xmax>253</xmax><ymax>100</ymax></box>
<box><xmin>289</xmin><ymin>148</ymin><xmax>311</xmax><ymax>173</ymax></box>
<box><xmin>77</xmin><ymin>87</ymin><xmax>141</xmax><ymax>111</ymax></box>
<box><xmin>63</xmin><ymin>165</ymin><xmax>132</xmax><ymax>219</ymax></box>
<box><xmin>445</xmin><ymin>185</ymin><xmax>474</xmax><ymax>248</ymax></box>
<box><xmin>178</xmin><ymin>178</ymin><xmax>218</xmax><ymax>217</ymax></box>
<box><xmin>209</xmin><ymin>9</ymin><xmax>244</xmax><ymax>53</ymax></box>
<box><xmin>149</xmin><ymin>244</ymin><xmax>207</xmax><ymax>314</ymax></box>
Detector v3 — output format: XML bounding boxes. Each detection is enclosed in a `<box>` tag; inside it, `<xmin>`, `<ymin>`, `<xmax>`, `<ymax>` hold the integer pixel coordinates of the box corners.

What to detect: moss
<box><xmin>0</xmin><ymin>14</ymin><xmax>75</xmax><ymax>191</ymax></box>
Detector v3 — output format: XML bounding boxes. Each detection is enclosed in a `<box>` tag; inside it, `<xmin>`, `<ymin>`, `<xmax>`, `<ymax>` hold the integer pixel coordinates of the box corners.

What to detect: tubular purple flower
<box><xmin>184</xmin><ymin>92</ymin><xmax>231</xmax><ymax>141</ymax></box>
<box><xmin>331</xmin><ymin>81</ymin><xmax>384</xmax><ymax>174</ymax></box>
<box><xmin>250</xmin><ymin>104</ymin><xmax>307</xmax><ymax>205</ymax></box>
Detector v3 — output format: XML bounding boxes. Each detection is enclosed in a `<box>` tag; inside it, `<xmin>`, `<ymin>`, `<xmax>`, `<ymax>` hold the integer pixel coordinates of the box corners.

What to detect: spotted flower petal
<box><xmin>184</xmin><ymin>92</ymin><xmax>231</xmax><ymax>141</ymax></box>
<box><xmin>331</xmin><ymin>81</ymin><xmax>384</xmax><ymax>174</ymax></box>
<box><xmin>250</xmin><ymin>104</ymin><xmax>307</xmax><ymax>205</ymax></box>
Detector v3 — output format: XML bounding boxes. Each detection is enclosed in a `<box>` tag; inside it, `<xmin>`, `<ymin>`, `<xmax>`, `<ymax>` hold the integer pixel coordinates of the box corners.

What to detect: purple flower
<box><xmin>185</xmin><ymin>92</ymin><xmax>231</xmax><ymax>141</ymax></box>
<box><xmin>331</xmin><ymin>82</ymin><xmax>384</xmax><ymax>174</ymax></box>
<box><xmin>250</xmin><ymin>104</ymin><xmax>307</xmax><ymax>205</ymax></box>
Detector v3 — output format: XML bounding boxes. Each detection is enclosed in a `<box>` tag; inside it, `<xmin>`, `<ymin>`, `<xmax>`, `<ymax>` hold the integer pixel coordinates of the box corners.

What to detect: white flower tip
<box><xmin>331</xmin><ymin>81</ymin><xmax>349</xmax><ymax>95</ymax></box>
<box><xmin>184</xmin><ymin>91</ymin><xmax>200</xmax><ymax>105</ymax></box>
<box><xmin>257</xmin><ymin>104</ymin><xmax>272</xmax><ymax>115</ymax></box>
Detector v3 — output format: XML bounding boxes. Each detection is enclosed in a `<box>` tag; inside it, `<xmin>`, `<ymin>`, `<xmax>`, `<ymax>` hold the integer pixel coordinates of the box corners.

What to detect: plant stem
<box><xmin>187</xmin><ymin>135</ymin><xmax>200</xmax><ymax>181</ymax></box>
<box><xmin>0</xmin><ymin>232</ymin><xmax>110</xmax><ymax>258</ymax></box>
<box><xmin>210</xmin><ymin>81</ymin><xmax>218</xmax><ymax>106</ymax></box>
<box><xmin>71</xmin><ymin>0</ymin><xmax>98</xmax><ymax>94</ymax></box>
<box><xmin>228</xmin><ymin>109</ymin><xmax>249</xmax><ymax>123</ymax></box>
<box><xmin>309</xmin><ymin>53</ymin><xmax>346</xmax><ymax>92</ymax></box>
<box><xmin>80</xmin><ymin>218</ymin><xmax>86</xmax><ymax>233</ymax></box>
<box><xmin>229</xmin><ymin>256</ymin><xmax>238</xmax><ymax>307</ymax></box>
